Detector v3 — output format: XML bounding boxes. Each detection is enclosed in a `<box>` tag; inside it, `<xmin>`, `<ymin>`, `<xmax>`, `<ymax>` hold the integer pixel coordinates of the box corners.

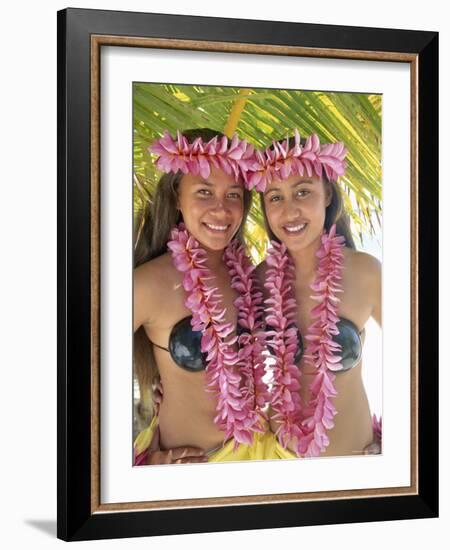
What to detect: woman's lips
<box><xmin>283</xmin><ymin>222</ymin><xmax>308</xmax><ymax>235</ymax></box>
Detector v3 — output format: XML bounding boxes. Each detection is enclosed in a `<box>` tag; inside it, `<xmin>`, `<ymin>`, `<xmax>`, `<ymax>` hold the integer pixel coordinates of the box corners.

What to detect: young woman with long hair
<box><xmin>133</xmin><ymin>128</ymin><xmax>271</xmax><ymax>465</ymax></box>
<box><xmin>247</xmin><ymin>130</ymin><xmax>382</xmax><ymax>459</ymax></box>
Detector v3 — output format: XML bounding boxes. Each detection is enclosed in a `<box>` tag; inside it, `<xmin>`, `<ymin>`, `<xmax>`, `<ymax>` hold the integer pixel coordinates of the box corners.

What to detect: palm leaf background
<box><xmin>133</xmin><ymin>83</ymin><xmax>382</xmax><ymax>262</ymax></box>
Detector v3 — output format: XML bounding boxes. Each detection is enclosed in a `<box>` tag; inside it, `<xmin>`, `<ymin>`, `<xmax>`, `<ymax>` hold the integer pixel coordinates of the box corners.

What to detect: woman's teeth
<box><xmin>204</xmin><ymin>223</ymin><xmax>229</xmax><ymax>232</ymax></box>
<box><xmin>284</xmin><ymin>223</ymin><xmax>307</xmax><ymax>233</ymax></box>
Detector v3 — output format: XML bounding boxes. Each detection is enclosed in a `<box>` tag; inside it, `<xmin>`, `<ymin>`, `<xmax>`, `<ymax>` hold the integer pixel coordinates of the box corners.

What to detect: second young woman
<box><xmin>251</xmin><ymin>131</ymin><xmax>382</xmax><ymax>458</ymax></box>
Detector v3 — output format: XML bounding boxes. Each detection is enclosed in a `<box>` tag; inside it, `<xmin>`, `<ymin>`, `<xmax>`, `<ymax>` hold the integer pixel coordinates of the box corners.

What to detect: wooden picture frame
<box><xmin>57</xmin><ymin>7</ymin><xmax>438</xmax><ymax>541</ymax></box>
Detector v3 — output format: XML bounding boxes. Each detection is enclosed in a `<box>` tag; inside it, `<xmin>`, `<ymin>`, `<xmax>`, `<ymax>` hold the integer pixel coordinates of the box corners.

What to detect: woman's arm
<box><xmin>359</xmin><ymin>252</ymin><xmax>382</xmax><ymax>454</ymax></box>
<box><xmin>351</xmin><ymin>250</ymin><xmax>382</xmax><ymax>327</ymax></box>
<box><xmin>370</xmin><ymin>256</ymin><xmax>382</xmax><ymax>327</ymax></box>
<box><xmin>133</xmin><ymin>262</ymin><xmax>209</xmax><ymax>465</ymax></box>
<box><xmin>133</xmin><ymin>261</ymin><xmax>157</xmax><ymax>332</ymax></box>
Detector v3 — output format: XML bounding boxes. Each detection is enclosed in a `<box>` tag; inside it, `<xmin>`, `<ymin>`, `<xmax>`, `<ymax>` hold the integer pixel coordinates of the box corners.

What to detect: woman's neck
<box><xmin>204</xmin><ymin>248</ymin><xmax>225</xmax><ymax>271</ymax></box>
<box><xmin>289</xmin><ymin>234</ymin><xmax>322</xmax><ymax>283</ymax></box>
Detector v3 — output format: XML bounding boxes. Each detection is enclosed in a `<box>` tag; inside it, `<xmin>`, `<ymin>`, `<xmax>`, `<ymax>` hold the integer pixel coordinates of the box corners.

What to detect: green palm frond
<box><xmin>133</xmin><ymin>83</ymin><xmax>382</xmax><ymax>262</ymax></box>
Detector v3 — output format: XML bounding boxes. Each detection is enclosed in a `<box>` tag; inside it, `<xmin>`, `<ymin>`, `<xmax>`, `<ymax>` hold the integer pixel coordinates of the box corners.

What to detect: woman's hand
<box><xmin>363</xmin><ymin>432</ymin><xmax>382</xmax><ymax>455</ymax></box>
<box><xmin>363</xmin><ymin>440</ymin><xmax>381</xmax><ymax>454</ymax></box>
<box><xmin>145</xmin><ymin>424</ymin><xmax>209</xmax><ymax>465</ymax></box>
<box><xmin>144</xmin><ymin>380</ymin><xmax>208</xmax><ymax>464</ymax></box>
<box><xmin>147</xmin><ymin>446</ymin><xmax>209</xmax><ymax>465</ymax></box>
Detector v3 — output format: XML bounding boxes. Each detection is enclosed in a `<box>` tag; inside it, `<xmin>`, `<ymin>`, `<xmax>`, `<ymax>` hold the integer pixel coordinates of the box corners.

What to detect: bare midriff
<box><xmin>269</xmin><ymin>359</ymin><xmax>373</xmax><ymax>458</ymax></box>
<box><xmin>155</xmin><ymin>347</ymin><xmax>229</xmax><ymax>453</ymax></box>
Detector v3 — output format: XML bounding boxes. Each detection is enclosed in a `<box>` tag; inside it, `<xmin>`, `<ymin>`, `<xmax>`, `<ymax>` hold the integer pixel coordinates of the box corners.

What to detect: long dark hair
<box><xmin>259</xmin><ymin>136</ymin><xmax>356</xmax><ymax>249</ymax></box>
<box><xmin>134</xmin><ymin>128</ymin><xmax>252</xmax><ymax>424</ymax></box>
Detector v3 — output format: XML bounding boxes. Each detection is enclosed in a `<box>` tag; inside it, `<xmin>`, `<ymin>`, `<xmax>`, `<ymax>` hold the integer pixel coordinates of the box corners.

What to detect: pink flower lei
<box><xmin>167</xmin><ymin>224</ymin><xmax>269</xmax><ymax>449</ymax></box>
<box><xmin>264</xmin><ymin>224</ymin><xmax>346</xmax><ymax>457</ymax></box>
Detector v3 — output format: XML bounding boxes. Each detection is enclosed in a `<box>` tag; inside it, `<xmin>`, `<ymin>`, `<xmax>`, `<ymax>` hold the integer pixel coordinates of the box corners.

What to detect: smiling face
<box><xmin>177</xmin><ymin>165</ymin><xmax>245</xmax><ymax>252</ymax></box>
<box><xmin>262</xmin><ymin>174</ymin><xmax>332</xmax><ymax>254</ymax></box>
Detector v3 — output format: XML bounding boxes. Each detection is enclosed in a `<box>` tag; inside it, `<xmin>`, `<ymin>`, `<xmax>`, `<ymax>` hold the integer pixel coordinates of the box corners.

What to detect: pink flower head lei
<box><xmin>149</xmin><ymin>130</ymin><xmax>257</xmax><ymax>182</ymax></box>
<box><xmin>244</xmin><ymin>128</ymin><xmax>348</xmax><ymax>192</ymax></box>
<box><xmin>167</xmin><ymin>225</ymin><xmax>269</xmax><ymax>449</ymax></box>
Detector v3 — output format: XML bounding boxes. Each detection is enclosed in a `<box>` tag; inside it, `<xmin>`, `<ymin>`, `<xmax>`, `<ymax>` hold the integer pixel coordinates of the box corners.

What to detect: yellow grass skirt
<box><xmin>134</xmin><ymin>415</ymin><xmax>281</xmax><ymax>464</ymax></box>
<box><xmin>263</xmin><ymin>433</ymin><xmax>298</xmax><ymax>459</ymax></box>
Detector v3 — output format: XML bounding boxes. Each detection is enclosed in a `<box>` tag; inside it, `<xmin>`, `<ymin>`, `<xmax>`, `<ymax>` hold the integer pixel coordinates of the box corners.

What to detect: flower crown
<box><xmin>148</xmin><ymin>130</ymin><xmax>256</xmax><ymax>182</ymax></box>
<box><xmin>148</xmin><ymin>129</ymin><xmax>348</xmax><ymax>193</ymax></box>
<box><xmin>245</xmin><ymin>129</ymin><xmax>348</xmax><ymax>192</ymax></box>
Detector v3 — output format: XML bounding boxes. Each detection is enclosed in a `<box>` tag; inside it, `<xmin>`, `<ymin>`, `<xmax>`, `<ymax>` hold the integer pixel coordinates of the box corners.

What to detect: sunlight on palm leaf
<box><xmin>133</xmin><ymin>83</ymin><xmax>382</xmax><ymax>262</ymax></box>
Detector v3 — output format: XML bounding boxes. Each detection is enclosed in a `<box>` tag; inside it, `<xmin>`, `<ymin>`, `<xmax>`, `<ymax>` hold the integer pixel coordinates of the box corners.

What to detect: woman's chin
<box><xmin>275</xmin><ymin>231</ymin><xmax>308</xmax><ymax>250</ymax></box>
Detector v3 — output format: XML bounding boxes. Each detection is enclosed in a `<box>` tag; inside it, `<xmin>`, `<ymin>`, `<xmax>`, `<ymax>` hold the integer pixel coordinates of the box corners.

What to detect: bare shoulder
<box><xmin>134</xmin><ymin>253</ymin><xmax>181</xmax><ymax>330</ymax></box>
<box><xmin>344</xmin><ymin>248</ymin><xmax>381</xmax><ymax>281</ymax></box>
<box><xmin>344</xmin><ymin>248</ymin><xmax>382</xmax><ymax>325</ymax></box>
<box><xmin>134</xmin><ymin>253</ymin><xmax>178</xmax><ymax>304</ymax></box>
<box><xmin>135</xmin><ymin>252</ymin><xmax>174</xmax><ymax>277</ymax></box>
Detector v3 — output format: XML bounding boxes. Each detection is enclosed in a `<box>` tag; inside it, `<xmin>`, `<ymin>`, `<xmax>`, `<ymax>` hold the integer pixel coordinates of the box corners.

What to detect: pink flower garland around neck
<box><xmin>167</xmin><ymin>224</ymin><xmax>267</xmax><ymax>449</ymax></box>
<box><xmin>264</xmin><ymin>224</ymin><xmax>345</xmax><ymax>457</ymax></box>
<box><xmin>224</xmin><ymin>241</ymin><xmax>271</xmax><ymax>421</ymax></box>
<box><xmin>264</xmin><ymin>242</ymin><xmax>305</xmax><ymax>449</ymax></box>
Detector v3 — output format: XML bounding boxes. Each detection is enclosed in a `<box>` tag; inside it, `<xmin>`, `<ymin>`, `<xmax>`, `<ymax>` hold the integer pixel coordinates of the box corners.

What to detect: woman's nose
<box><xmin>283</xmin><ymin>199</ymin><xmax>301</xmax><ymax>220</ymax></box>
<box><xmin>211</xmin><ymin>197</ymin><xmax>229</xmax><ymax>213</ymax></box>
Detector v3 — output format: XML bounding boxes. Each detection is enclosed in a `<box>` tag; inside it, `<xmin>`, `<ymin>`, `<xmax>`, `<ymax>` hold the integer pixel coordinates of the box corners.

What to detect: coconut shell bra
<box><xmin>149</xmin><ymin>315</ymin><xmax>363</xmax><ymax>372</ymax></box>
<box><xmin>149</xmin><ymin>316</ymin><xmax>206</xmax><ymax>372</ymax></box>
<box><xmin>149</xmin><ymin>316</ymin><xmax>244</xmax><ymax>372</ymax></box>
<box><xmin>267</xmin><ymin>317</ymin><xmax>364</xmax><ymax>371</ymax></box>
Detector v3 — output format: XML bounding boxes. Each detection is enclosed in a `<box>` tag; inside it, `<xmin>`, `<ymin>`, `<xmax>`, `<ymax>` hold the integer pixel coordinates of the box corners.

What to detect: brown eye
<box><xmin>227</xmin><ymin>192</ymin><xmax>242</xmax><ymax>200</ymax></box>
<box><xmin>269</xmin><ymin>195</ymin><xmax>282</xmax><ymax>202</ymax></box>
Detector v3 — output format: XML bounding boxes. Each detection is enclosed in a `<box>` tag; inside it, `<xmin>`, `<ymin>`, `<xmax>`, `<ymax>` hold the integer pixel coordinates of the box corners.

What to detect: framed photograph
<box><xmin>57</xmin><ymin>7</ymin><xmax>438</xmax><ymax>542</ymax></box>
